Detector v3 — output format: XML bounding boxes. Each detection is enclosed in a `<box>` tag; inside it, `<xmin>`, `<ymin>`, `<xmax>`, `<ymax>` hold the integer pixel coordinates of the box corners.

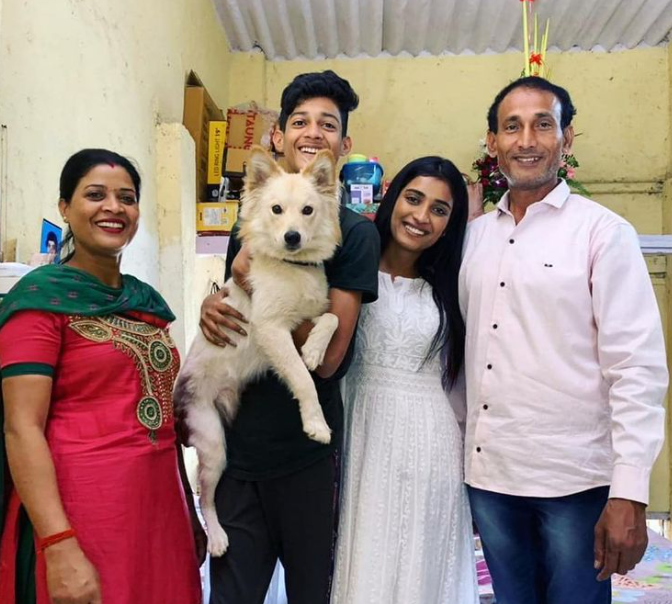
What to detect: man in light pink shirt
<box><xmin>459</xmin><ymin>77</ymin><xmax>668</xmax><ymax>604</ymax></box>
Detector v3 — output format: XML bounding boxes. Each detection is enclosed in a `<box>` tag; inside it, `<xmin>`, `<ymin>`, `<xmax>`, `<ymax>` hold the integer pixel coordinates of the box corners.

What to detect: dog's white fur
<box><xmin>174</xmin><ymin>147</ymin><xmax>341</xmax><ymax>557</ymax></box>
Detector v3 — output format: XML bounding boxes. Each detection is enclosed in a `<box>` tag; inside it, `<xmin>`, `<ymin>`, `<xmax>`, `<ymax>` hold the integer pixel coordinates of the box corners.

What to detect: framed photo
<box><xmin>40</xmin><ymin>219</ymin><xmax>62</xmax><ymax>255</ymax></box>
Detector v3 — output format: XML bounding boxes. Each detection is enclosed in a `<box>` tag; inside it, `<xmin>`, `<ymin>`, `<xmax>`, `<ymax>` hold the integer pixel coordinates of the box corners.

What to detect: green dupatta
<box><xmin>0</xmin><ymin>264</ymin><xmax>175</xmax><ymax>603</ymax></box>
<box><xmin>0</xmin><ymin>263</ymin><xmax>175</xmax><ymax>329</ymax></box>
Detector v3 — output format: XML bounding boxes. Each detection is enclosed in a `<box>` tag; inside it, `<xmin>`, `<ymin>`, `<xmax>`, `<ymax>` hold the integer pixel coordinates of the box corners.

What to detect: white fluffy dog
<box><xmin>174</xmin><ymin>146</ymin><xmax>341</xmax><ymax>556</ymax></box>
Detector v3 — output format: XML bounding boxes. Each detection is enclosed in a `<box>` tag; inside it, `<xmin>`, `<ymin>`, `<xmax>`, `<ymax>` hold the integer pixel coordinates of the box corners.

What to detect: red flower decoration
<box><xmin>529</xmin><ymin>53</ymin><xmax>543</xmax><ymax>65</ymax></box>
<box><xmin>472</xmin><ymin>151</ymin><xmax>588</xmax><ymax>208</ymax></box>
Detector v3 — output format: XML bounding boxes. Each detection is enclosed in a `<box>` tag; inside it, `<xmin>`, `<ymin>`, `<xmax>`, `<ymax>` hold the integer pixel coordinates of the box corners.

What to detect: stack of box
<box><xmin>182</xmin><ymin>84</ymin><xmax>281</xmax><ymax>236</ymax></box>
<box><xmin>195</xmin><ymin>201</ymin><xmax>239</xmax><ymax>233</ymax></box>
<box><xmin>206</xmin><ymin>121</ymin><xmax>226</xmax><ymax>201</ymax></box>
<box><xmin>182</xmin><ymin>71</ymin><xmax>225</xmax><ymax>203</ymax></box>
<box><xmin>194</xmin><ymin>119</ymin><xmax>240</xmax><ymax>235</ymax></box>
<box><xmin>224</xmin><ymin>104</ymin><xmax>277</xmax><ymax>174</ymax></box>
<box><xmin>182</xmin><ymin>72</ymin><xmax>239</xmax><ymax>235</ymax></box>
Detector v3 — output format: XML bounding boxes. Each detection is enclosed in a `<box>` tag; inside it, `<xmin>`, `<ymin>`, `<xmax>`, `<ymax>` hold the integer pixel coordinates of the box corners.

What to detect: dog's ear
<box><xmin>245</xmin><ymin>145</ymin><xmax>281</xmax><ymax>190</ymax></box>
<box><xmin>303</xmin><ymin>150</ymin><xmax>336</xmax><ymax>194</ymax></box>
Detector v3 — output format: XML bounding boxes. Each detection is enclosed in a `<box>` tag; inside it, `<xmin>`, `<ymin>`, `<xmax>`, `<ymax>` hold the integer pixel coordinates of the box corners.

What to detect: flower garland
<box><xmin>471</xmin><ymin>0</ymin><xmax>589</xmax><ymax>208</ymax></box>
<box><xmin>473</xmin><ymin>149</ymin><xmax>590</xmax><ymax>208</ymax></box>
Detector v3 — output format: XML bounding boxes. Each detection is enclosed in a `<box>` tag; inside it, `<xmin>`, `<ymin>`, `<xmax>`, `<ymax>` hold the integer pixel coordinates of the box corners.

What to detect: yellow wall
<box><xmin>231</xmin><ymin>47</ymin><xmax>669</xmax><ymax>234</ymax></box>
<box><xmin>0</xmin><ymin>0</ymin><xmax>231</xmax><ymax>285</ymax></box>
<box><xmin>229</xmin><ymin>47</ymin><xmax>672</xmax><ymax>511</ymax></box>
<box><xmin>656</xmin><ymin>41</ymin><xmax>672</xmax><ymax>514</ymax></box>
<box><xmin>649</xmin><ymin>256</ymin><xmax>670</xmax><ymax>513</ymax></box>
<box><xmin>1</xmin><ymin>4</ymin><xmax>670</xmax><ymax>509</ymax></box>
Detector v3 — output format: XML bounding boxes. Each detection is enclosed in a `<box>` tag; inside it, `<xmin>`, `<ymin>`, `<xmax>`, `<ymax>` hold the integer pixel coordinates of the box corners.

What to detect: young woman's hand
<box><xmin>45</xmin><ymin>538</ymin><xmax>102</xmax><ymax>604</ymax></box>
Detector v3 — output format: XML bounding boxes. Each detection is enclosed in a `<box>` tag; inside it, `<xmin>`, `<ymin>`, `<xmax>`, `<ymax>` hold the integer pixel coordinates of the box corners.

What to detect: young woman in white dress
<box><xmin>331</xmin><ymin>156</ymin><xmax>479</xmax><ymax>604</ymax></box>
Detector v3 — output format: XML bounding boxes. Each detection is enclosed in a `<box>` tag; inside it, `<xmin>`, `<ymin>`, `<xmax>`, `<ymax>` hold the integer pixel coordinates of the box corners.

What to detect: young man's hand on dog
<box><xmin>199</xmin><ymin>288</ymin><xmax>248</xmax><ymax>347</ymax></box>
<box><xmin>202</xmin><ymin>243</ymin><xmax>356</xmax><ymax>378</ymax></box>
<box><xmin>199</xmin><ymin>245</ymin><xmax>254</xmax><ymax>347</ymax></box>
<box><xmin>227</xmin><ymin>245</ymin><xmax>327</xmax><ymax>362</ymax></box>
<box><xmin>231</xmin><ymin>245</ymin><xmax>253</xmax><ymax>295</ymax></box>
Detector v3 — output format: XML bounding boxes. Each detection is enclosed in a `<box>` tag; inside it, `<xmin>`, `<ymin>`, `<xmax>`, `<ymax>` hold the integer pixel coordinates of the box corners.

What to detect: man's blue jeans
<box><xmin>468</xmin><ymin>485</ymin><xmax>611</xmax><ymax>604</ymax></box>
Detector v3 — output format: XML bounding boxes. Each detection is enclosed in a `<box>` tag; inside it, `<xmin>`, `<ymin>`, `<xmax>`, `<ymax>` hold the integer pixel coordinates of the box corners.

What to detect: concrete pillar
<box><xmin>155</xmin><ymin>123</ymin><xmax>198</xmax><ymax>356</ymax></box>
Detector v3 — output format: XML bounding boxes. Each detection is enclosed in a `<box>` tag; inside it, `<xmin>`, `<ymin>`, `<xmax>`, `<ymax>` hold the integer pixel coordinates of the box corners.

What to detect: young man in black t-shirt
<box><xmin>199</xmin><ymin>70</ymin><xmax>380</xmax><ymax>604</ymax></box>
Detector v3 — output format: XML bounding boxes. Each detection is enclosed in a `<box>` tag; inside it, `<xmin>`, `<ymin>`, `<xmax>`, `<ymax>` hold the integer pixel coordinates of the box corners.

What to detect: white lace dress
<box><xmin>331</xmin><ymin>272</ymin><xmax>478</xmax><ymax>604</ymax></box>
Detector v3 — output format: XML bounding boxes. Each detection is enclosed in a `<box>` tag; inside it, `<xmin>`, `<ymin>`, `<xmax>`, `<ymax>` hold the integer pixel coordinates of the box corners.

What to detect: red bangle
<box><xmin>37</xmin><ymin>528</ymin><xmax>76</xmax><ymax>553</ymax></box>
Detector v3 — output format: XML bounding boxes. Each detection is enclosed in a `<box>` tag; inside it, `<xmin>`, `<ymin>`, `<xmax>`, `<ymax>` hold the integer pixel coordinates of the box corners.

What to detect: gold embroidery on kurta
<box><xmin>68</xmin><ymin>315</ymin><xmax>178</xmax><ymax>442</ymax></box>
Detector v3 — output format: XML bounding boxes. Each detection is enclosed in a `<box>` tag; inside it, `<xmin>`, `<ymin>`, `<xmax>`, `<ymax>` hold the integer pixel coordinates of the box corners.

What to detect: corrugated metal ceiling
<box><xmin>212</xmin><ymin>0</ymin><xmax>672</xmax><ymax>60</ymax></box>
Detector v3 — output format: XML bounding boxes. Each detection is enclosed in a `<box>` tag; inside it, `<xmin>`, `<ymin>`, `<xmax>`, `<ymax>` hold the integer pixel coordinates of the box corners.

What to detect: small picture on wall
<box><xmin>40</xmin><ymin>219</ymin><xmax>62</xmax><ymax>257</ymax></box>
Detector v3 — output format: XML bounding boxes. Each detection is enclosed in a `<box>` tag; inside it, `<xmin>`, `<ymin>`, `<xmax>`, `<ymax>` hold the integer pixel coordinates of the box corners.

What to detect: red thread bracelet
<box><xmin>38</xmin><ymin>528</ymin><xmax>76</xmax><ymax>553</ymax></box>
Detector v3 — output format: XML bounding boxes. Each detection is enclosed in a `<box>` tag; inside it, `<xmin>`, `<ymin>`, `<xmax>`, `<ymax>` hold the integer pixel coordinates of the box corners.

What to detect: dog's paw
<box><xmin>301</xmin><ymin>340</ymin><xmax>327</xmax><ymax>371</ymax></box>
<box><xmin>303</xmin><ymin>418</ymin><xmax>332</xmax><ymax>444</ymax></box>
<box><xmin>208</xmin><ymin>525</ymin><xmax>230</xmax><ymax>558</ymax></box>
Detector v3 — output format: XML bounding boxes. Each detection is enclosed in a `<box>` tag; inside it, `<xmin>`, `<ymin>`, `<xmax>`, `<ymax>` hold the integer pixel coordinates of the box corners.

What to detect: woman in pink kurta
<box><xmin>0</xmin><ymin>149</ymin><xmax>202</xmax><ymax>604</ymax></box>
<box><xmin>0</xmin><ymin>307</ymin><xmax>201</xmax><ymax>604</ymax></box>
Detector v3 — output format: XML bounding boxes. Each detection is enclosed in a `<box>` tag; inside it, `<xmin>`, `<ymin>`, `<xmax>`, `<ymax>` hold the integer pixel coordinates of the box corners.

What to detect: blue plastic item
<box><xmin>341</xmin><ymin>158</ymin><xmax>384</xmax><ymax>196</ymax></box>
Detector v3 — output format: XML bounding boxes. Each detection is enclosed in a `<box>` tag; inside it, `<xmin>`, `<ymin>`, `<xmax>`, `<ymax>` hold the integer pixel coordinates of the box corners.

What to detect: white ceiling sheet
<box><xmin>212</xmin><ymin>0</ymin><xmax>672</xmax><ymax>60</ymax></box>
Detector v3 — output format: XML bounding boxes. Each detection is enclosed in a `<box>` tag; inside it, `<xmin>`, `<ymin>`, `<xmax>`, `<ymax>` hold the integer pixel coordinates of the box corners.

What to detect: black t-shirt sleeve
<box><xmin>224</xmin><ymin>224</ymin><xmax>242</xmax><ymax>281</ymax></box>
<box><xmin>327</xmin><ymin>218</ymin><xmax>380</xmax><ymax>304</ymax></box>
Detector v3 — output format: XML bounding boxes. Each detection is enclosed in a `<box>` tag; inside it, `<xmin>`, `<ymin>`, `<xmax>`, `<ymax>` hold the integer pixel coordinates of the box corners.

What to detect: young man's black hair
<box><xmin>278</xmin><ymin>70</ymin><xmax>360</xmax><ymax>136</ymax></box>
<box><xmin>487</xmin><ymin>76</ymin><xmax>577</xmax><ymax>133</ymax></box>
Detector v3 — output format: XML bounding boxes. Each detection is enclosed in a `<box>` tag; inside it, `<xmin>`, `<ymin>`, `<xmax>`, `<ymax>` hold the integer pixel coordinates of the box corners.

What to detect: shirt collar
<box><xmin>496</xmin><ymin>179</ymin><xmax>570</xmax><ymax>217</ymax></box>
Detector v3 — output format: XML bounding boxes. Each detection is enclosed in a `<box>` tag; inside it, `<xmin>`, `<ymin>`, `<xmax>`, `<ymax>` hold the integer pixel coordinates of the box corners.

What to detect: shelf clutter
<box><xmin>181</xmin><ymin>71</ymin><xmax>388</xmax><ymax>254</ymax></box>
<box><xmin>182</xmin><ymin>72</ymin><xmax>278</xmax><ymax>246</ymax></box>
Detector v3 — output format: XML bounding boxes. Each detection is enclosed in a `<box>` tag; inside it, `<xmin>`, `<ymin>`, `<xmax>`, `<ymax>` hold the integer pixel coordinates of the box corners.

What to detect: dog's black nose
<box><xmin>284</xmin><ymin>231</ymin><xmax>301</xmax><ymax>248</ymax></box>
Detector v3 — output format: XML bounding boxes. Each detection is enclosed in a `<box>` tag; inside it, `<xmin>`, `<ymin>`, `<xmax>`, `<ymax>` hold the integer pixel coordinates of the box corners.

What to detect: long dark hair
<box><xmin>374</xmin><ymin>156</ymin><xmax>468</xmax><ymax>388</ymax></box>
<box><xmin>58</xmin><ymin>149</ymin><xmax>141</xmax><ymax>263</ymax></box>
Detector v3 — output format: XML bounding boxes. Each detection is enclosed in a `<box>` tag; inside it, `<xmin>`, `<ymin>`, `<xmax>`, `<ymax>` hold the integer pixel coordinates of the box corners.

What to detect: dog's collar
<box><xmin>282</xmin><ymin>259</ymin><xmax>323</xmax><ymax>268</ymax></box>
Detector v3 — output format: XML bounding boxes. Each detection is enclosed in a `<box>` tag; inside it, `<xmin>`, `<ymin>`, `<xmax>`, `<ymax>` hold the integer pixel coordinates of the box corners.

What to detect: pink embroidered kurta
<box><xmin>0</xmin><ymin>309</ymin><xmax>201</xmax><ymax>604</ymax></box>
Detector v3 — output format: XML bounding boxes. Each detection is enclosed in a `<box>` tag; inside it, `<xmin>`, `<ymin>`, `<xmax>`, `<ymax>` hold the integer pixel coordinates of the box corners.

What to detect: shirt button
<box><xmin>493</xmin><ymin>324</ymin><xmax>498</xmax><ymax>329</ymax></box>
<box><xmin>509</xmin><ymin>238</ymin><xmax>515</xmax><ymax>244</ymax></box>
<box><xmin>487</xmin><ymin>364</ymin><xmax>493</xmax><ymax>370</ymax></box>
<box><xmin>476</xmin><ymin>447</ymin><xmax>482</xmax><ymax>453</ymax></box>
<box><xmin>483</xmin><ymin>404</ymin><xmax>489</xmax><ymax>410</ymax></box>
<box><xmin>500</xmin><ymin>282</ymin><xmax>505</xmax><ymax>287</ymax></box>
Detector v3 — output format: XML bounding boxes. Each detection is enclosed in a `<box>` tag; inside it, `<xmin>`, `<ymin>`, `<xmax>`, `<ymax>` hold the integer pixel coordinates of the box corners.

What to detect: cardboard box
<box><xmin>224</xmin><ymin>147</ymin><xmax>253</xmax><ymax>174</ymax></box>
<box><xmin>224</xmin><ymin>104</ymin><xmax>278</xmax><ymax>173</ymax></box>
<box><xmin>182</xmin><ymin>72</ymin><xmax>225</xmax><ymax>201</ymax></box>
<box><xmin>196</xmin><ymin>202</ymin><xmax>239</xmax><ymax>233</ymax></box>
<box><xmin>227</xmin><ymin>108</ymin><xmax>268</xmax><ymax>149</ymax></box>
<box><xmin>206</xmin><ymin>121</ymin><xmax>227</xmax><ymax>200</ymax></box>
